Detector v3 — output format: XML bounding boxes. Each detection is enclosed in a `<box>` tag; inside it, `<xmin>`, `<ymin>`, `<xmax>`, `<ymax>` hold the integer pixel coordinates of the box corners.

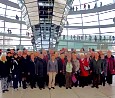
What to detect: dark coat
<box><xmin>106</xmin><ymin>57</ymin><xmax>115</xmax><ymax>74</ymax></box>
<box><xmin>57</xmin><ymin>58</ymin><xmax>66</xmax><ymax>74</ymax></box>
<box><xmin>6</xmin><ymin>56</ymin><xmax>13</xmax><ymax>74</ymax></box>
<box><xmin>90</xmin><ymin>59</ymin><xmax>103</xmax><ymax>74</ymax></box>
<box><xmin>0</xmin><ymin>61</ymin><xmax>9</xmax><ymax>78</ymax></box>
<box><xmin>17</xmin><ymin>56</ymin><xmax>23</xmax><ymax>74</ymax></box>
<box><xmin>21</xmin><ymin>57</ymin><xmax>29</xmax><ymax>76</ymax></box>
<box><xmin>35</xmin><ymin>57</ymin><xmax>44</xmax><ymax>77</ymax></box>
<box><xmin>12</xmin><ymin>58</ymin><xmax>20</xmax><ymax>76</ymax></box>
<box><xmin>28</xmin><ymin>60</ymin><xmax>35</xmax><ymax>76</ymax></box>
<box><xmin>42</xmin><ymin>58</ymin><xmax>47</xmax><ymax>77</ymax></box>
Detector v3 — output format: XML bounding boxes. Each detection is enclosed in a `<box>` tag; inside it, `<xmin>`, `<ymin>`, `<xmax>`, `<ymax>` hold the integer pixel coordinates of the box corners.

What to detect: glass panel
<box><xmin>99</xmin><ymin>0</ymin><xmax>113</xmax><ymax>5</ymax></box>
<box><xmin>68</xmin><ymin>17</ymin><xmax>82</xmax><ymax>24</ymax></box>
<box><xmin>7</xmin><ymin>6</ymin><xmax>20</xmax><ymax>11</ymax></box>
<box><xmin>100</xmin><ymin>19</ymin><xmax>113</xmax><ymax>25</ymax></box>
<box><xmin>0</xmin><ymin>28</ymin><xmax>4</xmax><ymax>32</ymax></box>
<box><xmin>62</xmin><ymin>28</ymin><xmax>83</xmax><ymax>35</ymax></box>
<box><xmin>0</xmin><ymin>7</ymin><xmax>5</xmax><ymax>16</ymax></box>
<box><xmin>6</xmin><ymin>9</ymin><xmax>21</xmax><ymax>19</ymax></box>
<box><xmin>82</xmin><ymin>13</ymin><xmax>98</xmax><ymax>23</ymax></box>
<box><xmin>0</xmin><ymin>3</ymin><xmax>6</xmax><ymax>8</ymax></box>
<box><xmin>83</xmin><ymin>21</ymin><xmax>99</xmax><ymax>26</ymax></box>
<box><xmin>5</xmin><ymin>22</ymin><xmax>20</xmax><ymax>29</ymax></box>
<box><xmin>100</xmin><ymin>27</ymin><xmax>115</xmax><ymax>35</ymax></box>
<box><xmin>4</xmin><ymin>28</ymin><xmax>20</xmax><ymax>35</ymax></box>
<box><xmin>99</xmin><ymin>10</ymin><xmax>115</xmax><ymax>20</ymax></box>
<box><xmin>8</xmin><ymin>0</ymin><xmax>18</xmax><ymax>3</ymax></box>
<box><xmin>83</xmin><ymin>28</ymin><xmax>99</xmax><ymax>34</ymax></box>
<box><xmin>0</xmin><ymin>20</ymin><xmax>4</xmax><ymax>28</ymax></box>
<box><xmin>80</xmin><ymin>0</ymin><xmax>94</xmax><ymax>4</ymax></box>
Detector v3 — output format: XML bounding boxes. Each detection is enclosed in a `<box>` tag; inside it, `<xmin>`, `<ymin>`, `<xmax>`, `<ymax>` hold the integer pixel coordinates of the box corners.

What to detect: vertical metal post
<box><xmin>66</xmin><ymin>21</ymin><xmax>69</xmax><ymax>49</ymax></box>
<box><xmin>79</xmin><ymin>0</ymin><xmax>84</xmax><ymax>35</ymax></box>
<box><xmin>95</xmin><ymin>0</ymin><xmax>101</xmax><ymax>50</ymax></box>
<box><xmin>20</xmin><ymin>11</ymin><xmax>22</xmax><ymax>50</ymax></box>
<box><xmin>40</xmin><ymin>26</ymin><xmax>42</xmax><ymax>49</ymax></box>
<box><xmin>3</xmin><ymin>5</ymin><xmax>7</xmax><ymax>50</ymax></box>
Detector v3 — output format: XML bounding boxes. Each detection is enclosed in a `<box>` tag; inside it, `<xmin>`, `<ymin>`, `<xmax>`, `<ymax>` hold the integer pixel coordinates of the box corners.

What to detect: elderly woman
<box><xmin>47</xmin><ymin>54</ymin><xmax>58</xmax><ymax>90</ymax></box>
<box><xmin>79</xmin><ymin>53</ymin><xmax>89</xmax><ymax>88</ymax></box>
<box><xmin>58</xmin><ymin>53</ymin><xmax>66</xmax><ymax>87</ymax></box>
<box><xmin>28</xmin><ymin>53</ymin><xmax>36</xmax><ymax>89</ymax></box>
<box><xmin>65</xmin><ymin>56</ymin><xmax>73</xmax><ymax>89</ymax></box>
<box><xmin>12</xmin><ymin>53</ymin><xmax>20</xmax><ymax>90</ymax></box>
<box><xmin>100</xmin><ymin>53</ymin><xmax>107</xmax><ymax>86</ymax></box>
<box><xmin>106</xmin><ymin>50</ymin><xmax>115</xmax><ymax>85</ymax></box>
<box><xmin>72</xmin><ymin>53</ymin><xmax>80</xmax><ymax>87</ymax></box>
<box><xmin>0</xmin><ymin>55</ymin><xmax>9</xmax><ymax>93</ymax></box>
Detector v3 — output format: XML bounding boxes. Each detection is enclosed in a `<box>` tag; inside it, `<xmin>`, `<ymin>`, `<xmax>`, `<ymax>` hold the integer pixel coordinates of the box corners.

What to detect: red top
<box><xmin>79</xmin><ymin>58</ymin><xmax>89</xmax><ymax>76</ymax></box>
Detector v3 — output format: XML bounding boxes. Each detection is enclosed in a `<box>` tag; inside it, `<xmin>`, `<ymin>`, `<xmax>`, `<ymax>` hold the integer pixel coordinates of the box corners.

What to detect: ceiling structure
<box><xmin>18</xmin><ymin>0</ymin><xmax>73</xmax><ymax>50</ymax></box>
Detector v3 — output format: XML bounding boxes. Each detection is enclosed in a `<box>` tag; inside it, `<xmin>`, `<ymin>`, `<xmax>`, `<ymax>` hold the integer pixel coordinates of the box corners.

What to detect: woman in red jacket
<box><xmin>79</xmin><ymin>53</ymin><xmax>90</xmax><ymax>88</ymax></box>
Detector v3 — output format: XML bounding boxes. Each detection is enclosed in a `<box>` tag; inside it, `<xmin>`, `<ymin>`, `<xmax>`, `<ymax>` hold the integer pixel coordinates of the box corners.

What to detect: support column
<box><xmin>66</xmin><ymin>21</ymin><xmax>69</xmax><ymax>49</ymax></box>
<box><xmin>19</xmin><ymin>11</ymin><xmax>22</xmax><ymax>50</ymax></box>
<box><xmin>3</xmin><ymin>5</ymin><xmax>7</xmax><ymax>50</ymax></box>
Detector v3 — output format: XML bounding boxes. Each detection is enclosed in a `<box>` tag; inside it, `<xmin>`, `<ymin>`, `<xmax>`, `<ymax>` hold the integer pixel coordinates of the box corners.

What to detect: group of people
<box><xmin>0</xmin><ymin>48</ymin><xmax>115</xmax><ymax>93</ymax></box>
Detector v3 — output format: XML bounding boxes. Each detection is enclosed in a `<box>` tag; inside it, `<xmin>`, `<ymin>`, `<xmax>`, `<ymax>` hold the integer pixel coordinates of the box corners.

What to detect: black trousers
<box><xmin>13</xmin><ymin>75</ymin><xmax>19</xmax><ymax>89</ymax></box>
<box><xmin>92</xmin><ymin>74</ymin><xmax>100</xmax><ymax>87</ymax></box>
<box><xmin>79</xmin><ymin>76</ymin><xmax>88</xmax><ymax>87</ymax></box>
<box><xmin>100</xmin><ymin>74</ymin><xmax>105</xmax><ymax>86</ymax></box>
<box><xmin>22</xmin><ymin>74</ymin><xmax>27</xmax><ymax>89</ymax></box>
<box><xmin>22</xmin><ymin>80</ymin><xmax>27</xmax><ymax>89</ymax></box>
<box><xmin>36</xmin><ymin>76</ymin><xmax>44</xmax><ymax>88</ymax></box>
<box><xmin>30</xmin><ymin>75</ymin><xmax>35</xmax><ymax>88</ymax></box>
<box><xmin>18</xmin><ymin>73</ymin><xmax>22</xmax><ymax>87</ymax></box>
<box><xmin>107</xmin><ymin>72</ymin><xmax>112</xmax><ymax>85</ymax></box>
<box><xmin>58</xmin><ymin>73</ymin><xmax>65</xmax><ymax>87</ymax></box>
<box><xmin>88</xmin><ymin>73</ymin><xmax>93</xmax><ymax>85</ymax></box>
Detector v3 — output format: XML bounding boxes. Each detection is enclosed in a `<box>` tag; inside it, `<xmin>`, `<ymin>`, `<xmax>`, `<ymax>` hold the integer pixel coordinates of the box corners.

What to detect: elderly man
<box><xmin>90</xmin><ymin>52</ymin><xmax>103</xmax><ymax>88</ymax></box>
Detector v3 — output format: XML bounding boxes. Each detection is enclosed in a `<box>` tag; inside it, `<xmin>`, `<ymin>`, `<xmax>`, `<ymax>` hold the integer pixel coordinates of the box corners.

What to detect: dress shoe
<box><xmin>51</xmin><ymin>87</ymin><xmax>55</xmax><ymax>89</ymax></box>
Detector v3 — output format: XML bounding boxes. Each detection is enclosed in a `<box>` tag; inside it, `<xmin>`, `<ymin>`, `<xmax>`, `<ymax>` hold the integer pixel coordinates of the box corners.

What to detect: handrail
<box><xmin>69</xmin><ymin>3</ymin><xmax>115</xmax><ymax>15</ymax></box>
<box><xmin>64</xmin><ymin>24</ymin><xmax>115</xmax><ymax>29</ymax></box>
<box><xmin>0</xmin><ymin>32</ymin><xmax>30</xmax><ymax>39</ymax></box>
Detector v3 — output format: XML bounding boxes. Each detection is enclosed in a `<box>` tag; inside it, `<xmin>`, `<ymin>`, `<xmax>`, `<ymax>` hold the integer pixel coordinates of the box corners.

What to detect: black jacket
<box><xmin>28</xmin><ymin>60</ymin><xmax>35</xmax><ymax>76</ymax></box>
<box><xmin>12</xmin><ymin>58</ymin><xmax>20</xmax><ymax>76</ymax></box>
<box><xmin>35</xmin><ymin>57</ymin><xmax>44</xmax><ymax>77</ymax></box>
<box><xmin>0</xmin><ymin>61</ymin><xmax>9</xmax><ymax>78</ymax></box>
<box><xmin>6</xmin><ymin>56</ymin><xmax>13</xmax><ymax>74</ymax></box>
<box><xmin>56</xmin><ymin>57</ymin><xmax>62</xmax><ymax>72</ymax></box>
<box><xmin>90</xmin><ymin>59</ymin><xmax>103</xmax><ymax>74</ymax></box>
<box><xmin>21</xmin><ymin>57</ymin><xmax>29</xmax><ymax>75</ymax></box>
<box><xmin>42</xmin><ymin>58</ymin><xmax>47</xmax><ymax>77</ymax></box>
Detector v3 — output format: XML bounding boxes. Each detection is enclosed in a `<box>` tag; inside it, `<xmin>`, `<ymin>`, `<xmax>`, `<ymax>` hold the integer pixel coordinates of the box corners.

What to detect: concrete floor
<box><xmin>1</xmin><ymin>76</ymin><xmax>115</xmax><ymax>98</ymax></box>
